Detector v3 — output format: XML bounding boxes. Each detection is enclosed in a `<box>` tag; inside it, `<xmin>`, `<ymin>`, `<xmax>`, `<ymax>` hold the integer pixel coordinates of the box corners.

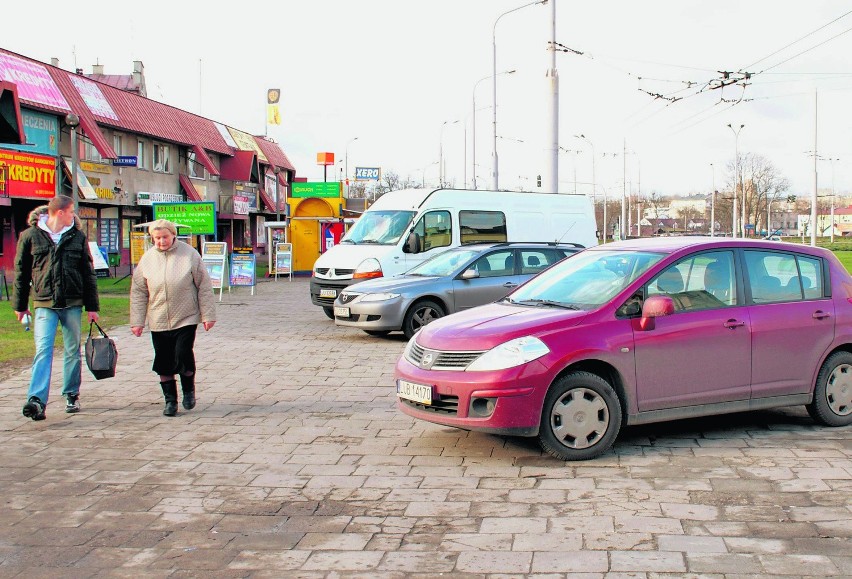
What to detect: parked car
<box><xmin>334</xmin><ymin>242</ymin><xmax>582</xmax><ymax>338</ymax></box>
<box><xmin>395</xmin><ymin>237</ymin><xmax>852</xmax><ymax>461</ymax></box>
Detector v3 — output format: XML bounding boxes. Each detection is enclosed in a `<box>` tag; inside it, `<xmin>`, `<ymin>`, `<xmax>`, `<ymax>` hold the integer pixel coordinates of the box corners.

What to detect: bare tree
<box><xmin>372</xmin><ymin>171</ymin><xmax>419</xmax><ymax>200</ymax></box>
<box><xmin>726</xmin><ymin>153</ymin><xmax>789</xmax><ymax>236</ymax></box>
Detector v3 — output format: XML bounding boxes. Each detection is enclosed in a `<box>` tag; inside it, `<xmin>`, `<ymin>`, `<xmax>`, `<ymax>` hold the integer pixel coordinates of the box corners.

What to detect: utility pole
<box><xmin>621</xmin><ymin>138</ymin><xmax>627</xmax><ymax>240</ymax></box>
<box><xmin>727</xmin><ymin>123</ymin><xmax>745</xmax><ymax>238</ymax></box>
<box><xmin>544</xmin><ymin>0</ymin><xmax>559</xmax><ymax>193</ymax></box>
<box><xmin>811</xmin><ymin>89</ymin><xmax>818</xmax><ymax>247</ymax></box>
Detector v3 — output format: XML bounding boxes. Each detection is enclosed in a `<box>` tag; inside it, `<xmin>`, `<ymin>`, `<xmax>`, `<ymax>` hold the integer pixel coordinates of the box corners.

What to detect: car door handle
<box><xmin>723</xmin><ymin>319</ymin><xmax>746</xmax><ymax>329</ymax></box>
<box><xmin>812</xmin><ymin>310</ymin><xmax>831</xmax><ymax>319</ymax></box>
<box><xmin>503</xmin><ymin>282</ymin><xmax>518</xmax><ymax>288</ymax></box>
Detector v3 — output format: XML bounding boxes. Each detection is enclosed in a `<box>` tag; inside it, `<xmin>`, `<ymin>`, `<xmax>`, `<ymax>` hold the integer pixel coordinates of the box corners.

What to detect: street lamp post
<box><xmin>439</xmin><ymin>120</ymin><xmax>458</xmax><ymax>187</ymax></box>
<box><xmin>710</xmin><ymin>163</ymin><xmax>716</xmax><ymax>237</ymax></box>
<box><xmin>574</xmin><ymin>134</ymin><xmax>600</xmax><ymax>241</ymax></box>
<box><xmin>473</xmin><ymin>70</ymin><xmax>514</xmax><ymax>190</ymax></box>
<box><xmin>727</xmin><ymin>123</ymin><xmax>745</xmax><ymax>239</ymax></box>
<box><xmin>273</xmin><ymin>166</ymin><xmax>281</xmax><ymax>223</ymax></box>
<box><xmin>421</xmin><ymin>161</ymin><xmax>439</xmax><ymax>188</ymax></box>
<box><xmin>492</xmin><ymin>0</ymin><xmax>547</xmax><ymax>190</ymax></box>
<box><xmin>345</xmin><ymin>137</ymin><xmax>358</xmax><ymax>197</ymax></box>
<box><xmin>65</xmin><ymin>113</ymin><xmax>80</xmax><ymax>212</ymax></box>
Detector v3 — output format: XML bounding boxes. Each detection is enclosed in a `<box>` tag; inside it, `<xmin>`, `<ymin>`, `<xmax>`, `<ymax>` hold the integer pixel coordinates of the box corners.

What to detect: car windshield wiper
<box><xmin>512</xmin><ymin>298</ymin><xmax>580</xmax><ymax>310</ymax></box>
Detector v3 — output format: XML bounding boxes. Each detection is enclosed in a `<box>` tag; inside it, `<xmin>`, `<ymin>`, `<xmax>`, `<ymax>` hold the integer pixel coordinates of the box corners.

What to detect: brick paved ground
<box><xmin>0</xmin><ymin>277</ymin><xmax>849</xmax><ymax>578</ymax></box>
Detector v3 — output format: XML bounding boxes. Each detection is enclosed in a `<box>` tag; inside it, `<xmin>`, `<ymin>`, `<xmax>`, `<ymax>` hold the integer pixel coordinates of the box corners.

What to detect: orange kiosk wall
<box><xmin>288</xmin><ymin>196</ymin><xmax>338</xmax><ymax>274</ymax></box>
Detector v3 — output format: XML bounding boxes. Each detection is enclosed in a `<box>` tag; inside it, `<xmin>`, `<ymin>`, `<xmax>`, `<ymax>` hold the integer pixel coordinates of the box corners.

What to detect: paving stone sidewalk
<box><xmin>0</xmin><ymin>277</ymin><xmax>850</xmax><ymax>578</ymax></box>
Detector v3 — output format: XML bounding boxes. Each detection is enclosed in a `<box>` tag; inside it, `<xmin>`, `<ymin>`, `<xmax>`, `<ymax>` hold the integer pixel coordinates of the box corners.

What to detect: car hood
<box><xmin>313</xmin><ymin>243</ymin><xmax>395</xmax><ymax>271</ymax></box>
<box><xmin>415</xmin><ymin>302</ymin><xmax>588</xmax><ymax>349</ymax></box>
<box><xmin>344</xmin><ymin>274</ymin><xmax>441</xmax><ymax>294</ymax></box>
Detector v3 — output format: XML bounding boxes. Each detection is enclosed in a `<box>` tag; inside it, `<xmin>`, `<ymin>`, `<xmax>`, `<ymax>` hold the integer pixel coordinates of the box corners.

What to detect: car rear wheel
<box><xmin>402</xmin><ymin>300</ymin><xmax>445</xmax><ymax>339</ymax></box>
<box><xmin>807</xmin><ymin>351</ymin><xmax>852</xmax><ymax>426</ymax></box>
<box><xmin>323</xmin><ymin>307</ymin><xmax>335</xmax><ymax>320</ymax></box>
<box><xmin>538</xmin><ymin>372</ymin><xmax>622</xmax><ymax>461</ymax></box>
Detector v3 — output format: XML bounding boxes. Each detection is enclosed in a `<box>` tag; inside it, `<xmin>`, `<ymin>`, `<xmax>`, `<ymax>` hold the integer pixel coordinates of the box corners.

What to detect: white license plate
<box><xmin>397</xmin><ymin>379</ymin><xmax>433</xmax><ymax>405</ymax></box>
<box><xmin>320</xmin><ymin>288</ymin><xmax>337</xmax><ymax>298</ymax></box>
<box><xmin>334</xmin><ymin>306</ymin><xmax>350</xmax><ymax>317</ymax></box>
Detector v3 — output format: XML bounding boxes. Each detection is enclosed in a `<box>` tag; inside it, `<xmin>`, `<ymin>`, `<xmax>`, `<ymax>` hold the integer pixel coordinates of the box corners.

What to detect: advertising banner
<box><xmin>0</xmin><ymin>53</ymin><xmax>69</xmax><ymax>110</ymax></box>
<box><xmin>0</xmin><ymin>149</ymin><xmax>56</xmax><ymax>199</ymax></box>
<box><xmin>153</xmin><ymin>202</ymin><xmax>216</xmax><ymax>235</ymax></box>
<box><xmin>290</xmin><ymin>182</ymin><xmax>341</xmax><ymax>198</ymax></box>
<box><xmin>3</xmin><ymin>110</ymin><xmax>59</xmax><ymax>156</ymax></box>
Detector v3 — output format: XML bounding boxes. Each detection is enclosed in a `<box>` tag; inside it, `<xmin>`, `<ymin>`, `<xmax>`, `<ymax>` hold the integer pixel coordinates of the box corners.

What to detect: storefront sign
<box><xmin>113</xmin><ymin>156</ymin><xmax>138</xmax><ymax>167</ymax></box>
<box><xmin>0</xmin><ymin>149</ymin><xmax>56</xmax><ymax>199</ymax></box>
<box><xmin>136</xmin><ymin>191</ymin><xmax>183</xmax><ymax>205</ymax></box>
<box><xmin>3</xmin><ymin>110</ymin><xmax>59</xmax><ymax>156</ymax></box>
<box><xmin>153</xmin><ymin>201</ymin><xmax>216</xmax><ymax>235</ymax></box>
<box><xmin>81</xmin><ymin>161</ymin><xmax>112</xmax><ymax>174</ymax></box>
<box><xmin>234</xmin><ymin>194</ymin><xmax>250</xmax><ymax>215</ymax></box>
<box><xmin>355</xmin><ymin>167</ymin><xmax>381</xmax><ymax>181</ymax></box>
<box><xmin>69</xmin><ymin>76</ymin><xmax>119</xmax><ymax>121</ymax></box>
<box><xmin>291</xmin><ymin>182</ymin><xmax>341</xmax><ymax>198</ymax></box>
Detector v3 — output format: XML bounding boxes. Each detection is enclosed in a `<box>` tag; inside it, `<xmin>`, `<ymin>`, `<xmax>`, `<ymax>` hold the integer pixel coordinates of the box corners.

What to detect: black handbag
<box><xmin>85</xmin><ymin>321</ymin><xmax>118</xmax><ymax>380</ymax></box>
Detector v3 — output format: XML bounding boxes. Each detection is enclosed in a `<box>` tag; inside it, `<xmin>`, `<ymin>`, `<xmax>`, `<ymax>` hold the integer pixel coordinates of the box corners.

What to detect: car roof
<box><xmin>455</xmin><ymin>241</ymin><xmax>583</xmax><ymax>251</ymax></box>
<box><xmin>592</xmin><ymin>236</ymin><xmax>831</xmax><ymax>258</ymax></box>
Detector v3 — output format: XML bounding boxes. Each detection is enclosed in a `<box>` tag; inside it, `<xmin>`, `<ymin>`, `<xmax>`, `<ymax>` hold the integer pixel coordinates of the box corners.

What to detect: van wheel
<box><xmin>538</xmin><ymin>372</ymin><xmax>622</xmax><ymax>461</ymax></box>
<box><xmin>402</xmin><ymin>300</ymin><xmax>445</xmax><ymax>339</ymax></box>
<box><xmin>807</xmin><ymin>351</ymin><xmax>852</xmax><ymax>426</ymax></box>
<box><xmin>323</xmin><ymin>307</ymin><xmax>335</xmax><ymax>319</ymax></box>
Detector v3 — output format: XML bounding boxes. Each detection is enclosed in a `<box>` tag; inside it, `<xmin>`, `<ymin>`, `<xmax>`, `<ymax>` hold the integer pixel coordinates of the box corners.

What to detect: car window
<box><xmin>744</xmin><ymin>250</ymin><xmax>824</xmax><ymax>303</ymax></box>
<box><xmin>459</xmin><ymin>211</ymin><xmax>507</xmax><ymax>244</ymax></box>
<box><xmin>471</xmin><ymin>249</ymin><xmax>514</xmax><ymax>279</ymax></box>
<box><xmin>519</xmin><ymin>249</ymin><xmax>564</xmax><ymax>274</ymax></box>
<box><xmin>647</xmin><ymin>251</ymin><xmax>737</xmax><ymax>312</ymax></box>
<box><xmin>412</xmin><ymin>210</ymin><xmax>452</xmax><ymax>252</ymax></box>
<box><xmin>408</xmin><ymin>248</ymin><xmax>480</xmax><ymax>277</ymax></box>
<box><xmin>509</xmin><ymin>249</ymin><xmax>664</xmax><ymax>308</ymax></box>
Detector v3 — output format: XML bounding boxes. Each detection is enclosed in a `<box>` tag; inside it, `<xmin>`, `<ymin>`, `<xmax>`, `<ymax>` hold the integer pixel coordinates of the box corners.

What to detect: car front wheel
<box><xmin>807</xmin><ymin>351</ymin><xmax>852</xmax><ymax>426</ymax></box>
<box><xmin>538</xmin><ymin>372</ymin><xmax>622</xmax><ymax>461</ymax></box>
<box><xmin>402</xmin><ymin>300</ymin><xmax>445</xmax><ymax>339</ymax></box>
<box><xmin>323</xmin><ymin>307</ymin><xmax>335</xmax><ymax>320</ymax></box>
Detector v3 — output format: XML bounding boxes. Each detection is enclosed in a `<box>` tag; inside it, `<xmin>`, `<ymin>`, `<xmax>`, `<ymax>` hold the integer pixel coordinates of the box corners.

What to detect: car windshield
<box><xmin>342</xmin><ymin>210</ymin><xmax>416</xmax><ymax>245</ymax></box>
<box><xmin>506</xmin><ymin>249</ymin><xmax>665</xmax><ymax>309</ymax></box>
<box><xmin>407</xmin><ymin>248</ymin><xmax>481</xmax><ymax>277</ymax></box>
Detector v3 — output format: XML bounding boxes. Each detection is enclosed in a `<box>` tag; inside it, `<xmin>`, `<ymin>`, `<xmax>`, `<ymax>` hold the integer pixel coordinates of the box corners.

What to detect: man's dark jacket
<box><xmin>13</xmin><ymin>205</ymin><xmax>100</xmax><ymax>312</ymax></box>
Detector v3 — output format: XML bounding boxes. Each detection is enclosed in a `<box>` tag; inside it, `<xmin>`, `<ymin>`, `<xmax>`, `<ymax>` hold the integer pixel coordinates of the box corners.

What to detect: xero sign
<box><xmin>354</xmin><ymin>167</ymin><xmax>381</xmax><ymax>181</ymax></box>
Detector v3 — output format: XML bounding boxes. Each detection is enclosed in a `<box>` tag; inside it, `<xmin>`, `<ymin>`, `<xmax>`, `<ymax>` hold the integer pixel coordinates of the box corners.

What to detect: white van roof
<box><xmin>368</xmin><ymin>187</ymin><xmax>591</xmax><ymax>211</ymax></box>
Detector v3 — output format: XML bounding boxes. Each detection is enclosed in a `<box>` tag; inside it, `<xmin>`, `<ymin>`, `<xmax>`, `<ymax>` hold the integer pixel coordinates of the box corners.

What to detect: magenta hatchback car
<box><xmin>395</xmin><ymin>237</ymin><xmax>852</xmax><ymax>460</ymax></box>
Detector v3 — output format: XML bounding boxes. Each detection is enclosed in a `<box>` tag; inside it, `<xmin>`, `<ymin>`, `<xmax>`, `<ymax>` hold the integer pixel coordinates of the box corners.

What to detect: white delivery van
<box><xmin>310</xmin><ymin>187</ymin><xmax>597</xmax><ymax>317</ymax></box>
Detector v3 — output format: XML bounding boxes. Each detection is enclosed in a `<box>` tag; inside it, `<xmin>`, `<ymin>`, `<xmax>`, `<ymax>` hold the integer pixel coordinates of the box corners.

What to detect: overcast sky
<box><xmin>5</xmin><ymin>1</ymin><xmax>852</xmax><ymax>199</ymax></box>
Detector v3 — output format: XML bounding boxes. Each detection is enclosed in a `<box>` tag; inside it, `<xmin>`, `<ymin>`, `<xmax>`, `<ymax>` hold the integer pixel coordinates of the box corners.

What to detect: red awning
<box><xmin>0</xmin><ymin>81</ymin><xmax>25</xmax><ymax>145</ymax></box>
<box><xmin>219</xmin><ymin>150</ymin><xmax>256</xmax><ymax>182</ymax></box>
<box><xmin>258</xmin><ymin>186</ymin><xmax>277</xmax><ymax>213</ymax></box>
<box><xmin>179</xmin><ymin>174</ymin><xmax>203</xmax><ymax>202</ymax></box>
<box><xmin>77</xmin><ymin>114</ymin><xmax>116</xmax><ymax>159</ymax></box>
<box><xmin>191</xmin><ymin>144</ymin><xmax>219</xmax><ymax>177</ymax></box>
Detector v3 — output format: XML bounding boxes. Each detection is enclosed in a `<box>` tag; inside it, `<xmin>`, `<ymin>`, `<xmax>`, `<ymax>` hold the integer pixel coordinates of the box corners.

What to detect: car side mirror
<box><xmin>460</xmin><ymin>268</ymin><xmax>479</xmax><ymax>280</ymax></box>
<box><xmin>403</xmin><ymin>231</ymin><xmax>421</xmax><ymax>254</ymax></box>
<box><xmin>638</xmin><ymin>294</ymin><xmax>675</xmax><ymax>331</ymax></box>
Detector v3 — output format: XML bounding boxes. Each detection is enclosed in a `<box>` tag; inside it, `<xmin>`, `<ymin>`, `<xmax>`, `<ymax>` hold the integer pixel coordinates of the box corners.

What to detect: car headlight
<box><xmin>354</xmin><ymin>258</ymin><xmax>383</xmax><ymax>279</ymax></box>
<box><xmin>466</xmin><ymin>336</ymin><xmax>550</xmax><ymax>372</ymax></box>
<box><xmin>360</xmin><ymin>292</ymin><xmax>401</xmax><ymax>302</ymax></box>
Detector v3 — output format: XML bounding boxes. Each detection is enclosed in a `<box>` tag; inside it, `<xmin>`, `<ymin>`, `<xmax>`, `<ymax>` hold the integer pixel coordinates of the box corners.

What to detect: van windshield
<box><xmin>342</xmin><ymin>210</ymin><xmax>416</xmax><ymax>245</ymax></box>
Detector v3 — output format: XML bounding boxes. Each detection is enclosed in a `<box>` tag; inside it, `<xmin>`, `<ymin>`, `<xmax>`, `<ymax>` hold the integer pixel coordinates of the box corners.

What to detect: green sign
<box><xmin>153</xmin><ymin>202</ymin><xmax>216</xmax><ymax>235</ymax></box>
<box><xmin>291</xmin><ymin>182</ymin><xmax>341</xmax><ymax>198</ymax></box>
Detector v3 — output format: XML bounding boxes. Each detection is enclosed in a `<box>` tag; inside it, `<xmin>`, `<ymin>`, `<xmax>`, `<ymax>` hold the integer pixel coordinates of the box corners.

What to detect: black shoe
<box><xmin>22</xmin><ymin>396</ymin><xmax>46</xmax><ymax>421</ymax></box>
<box><xmin>161</xmin><ymin>380</ymin><xmax>178</xmax><ymax>417</ymax></box>
<box><xmin>65</xmin><ymin>394</ymin><xmax>80</xmax><ymax>414</ymax></box>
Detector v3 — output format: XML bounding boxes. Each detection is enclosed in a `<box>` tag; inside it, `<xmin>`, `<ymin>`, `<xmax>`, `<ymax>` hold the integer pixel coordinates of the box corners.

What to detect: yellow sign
<box><xmin>130</xmin><ymin>231</ymin><xmax>146</xmax><ymax>265</ymax></box>
<box><xmin>80</xmin><ymin>161</ymin><xmax>112</xmax><ymax>174</ymax></box>
<box><xmin>267</xmin><ymin>88</ymin><xmax>281</xmax><ymax>126</ymax></box>
<box><xmin>226</xmin><ymin>127</ymin><xmax>269</xmax><ymax>163</ymax></box>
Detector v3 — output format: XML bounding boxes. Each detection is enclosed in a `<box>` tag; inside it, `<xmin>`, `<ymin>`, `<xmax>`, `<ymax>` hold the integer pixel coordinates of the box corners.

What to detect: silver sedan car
<box><xmin>333</xmin><ymin>242</ymin><xmax>581</xmax><ymax>338</ymax></box>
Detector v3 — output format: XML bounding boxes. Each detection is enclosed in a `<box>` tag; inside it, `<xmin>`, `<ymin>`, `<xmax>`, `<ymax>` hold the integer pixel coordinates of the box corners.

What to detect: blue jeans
<box><xmin>28</xmin><ymin>306</ymin><xmax>83</xmax><ymax>404</ymax></box>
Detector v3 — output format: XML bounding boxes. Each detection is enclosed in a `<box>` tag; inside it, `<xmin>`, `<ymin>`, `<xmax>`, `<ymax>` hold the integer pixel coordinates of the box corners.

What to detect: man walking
<box><xmin>13</xmin><ymin>196</ymin><xmax>100</xmax><ymax>420</ymax></box>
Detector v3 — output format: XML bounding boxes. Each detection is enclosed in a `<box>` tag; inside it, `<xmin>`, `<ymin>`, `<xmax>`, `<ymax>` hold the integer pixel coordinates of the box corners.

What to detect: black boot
<box><xmin>160</xmin><ymin>379</ymin><xmax>178</xmax><ymax>416</ymax></box>
<box><xmin>180</xmin><ymin>373</ymin><xmax>196</xmax><ymax>410</ymax></box>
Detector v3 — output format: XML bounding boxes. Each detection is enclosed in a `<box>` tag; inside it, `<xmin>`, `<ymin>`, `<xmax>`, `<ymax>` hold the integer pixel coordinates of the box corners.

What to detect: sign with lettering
<box><xmin>290</xmin><ymin>182</ymin><xmax>341</xmax><ymax>198</ymax></box>
<box><xmin>0</xmin><ymin>149</ymin><xmax>56</xmax><ymax>199</ymax></box>
<box><xmin>112</xmin><ymin>156</ymin><xmax>138</xmax><ymax>167</ymax></box>
<box><xmin>3</xmin><ymin>110</ymin><xmax>59</xmax><ymax>156</ymax></box>
<box><xmin>153</xmin><ymin>202</ymin><xmax>216</xmax><ymax>235</ymax></box>
<box><xmin>355</xmin><ymin>167</ymin><xmax>381</xmax><ymax>181</ymax></box>
<box><xmin>0</xmin><ymin>53</ymin><xmax>69</xmax><ymax>110</ymax></box>
<box><xmin>136</xmin><ymin>191</ymin><xmax>183</xmax><ymax>205</ymax></box>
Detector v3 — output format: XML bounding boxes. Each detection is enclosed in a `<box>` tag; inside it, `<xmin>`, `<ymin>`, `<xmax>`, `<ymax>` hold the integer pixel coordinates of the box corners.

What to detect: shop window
<box><xmin>187</xmin><ymin>150</ymin><xmax>206</xmax><ymax>180</ymax></box>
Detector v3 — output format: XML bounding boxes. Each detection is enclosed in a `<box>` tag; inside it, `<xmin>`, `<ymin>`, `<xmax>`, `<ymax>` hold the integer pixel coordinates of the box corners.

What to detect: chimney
<box><xmin>50</xmin><ymin>58</ymin><xmax>59</xmax><ymax>67</ymax></box>
<box><xmin>92</xmin><ymin>64</ymin><xmax>104</xmax><ymax>75</ymax></box>
<box><xmin>132</xmin><ymin>61</ymin><xmax>147</xmax><ymax>98</ymax></box>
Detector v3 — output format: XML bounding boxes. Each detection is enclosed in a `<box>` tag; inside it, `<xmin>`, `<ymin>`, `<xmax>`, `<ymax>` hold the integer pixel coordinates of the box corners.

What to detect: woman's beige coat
<box><xmin>130</xmin><ymin>240</ymin><xmax>216</xmax><ymax>331</ymax></box>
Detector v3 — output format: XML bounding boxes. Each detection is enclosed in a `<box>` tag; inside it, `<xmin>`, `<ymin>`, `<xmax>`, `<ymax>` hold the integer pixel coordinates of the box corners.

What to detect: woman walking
<box><xmin>130</xmin><ymin>220</ymin><xmax>216</xmax><ymax>416</ymax></box>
